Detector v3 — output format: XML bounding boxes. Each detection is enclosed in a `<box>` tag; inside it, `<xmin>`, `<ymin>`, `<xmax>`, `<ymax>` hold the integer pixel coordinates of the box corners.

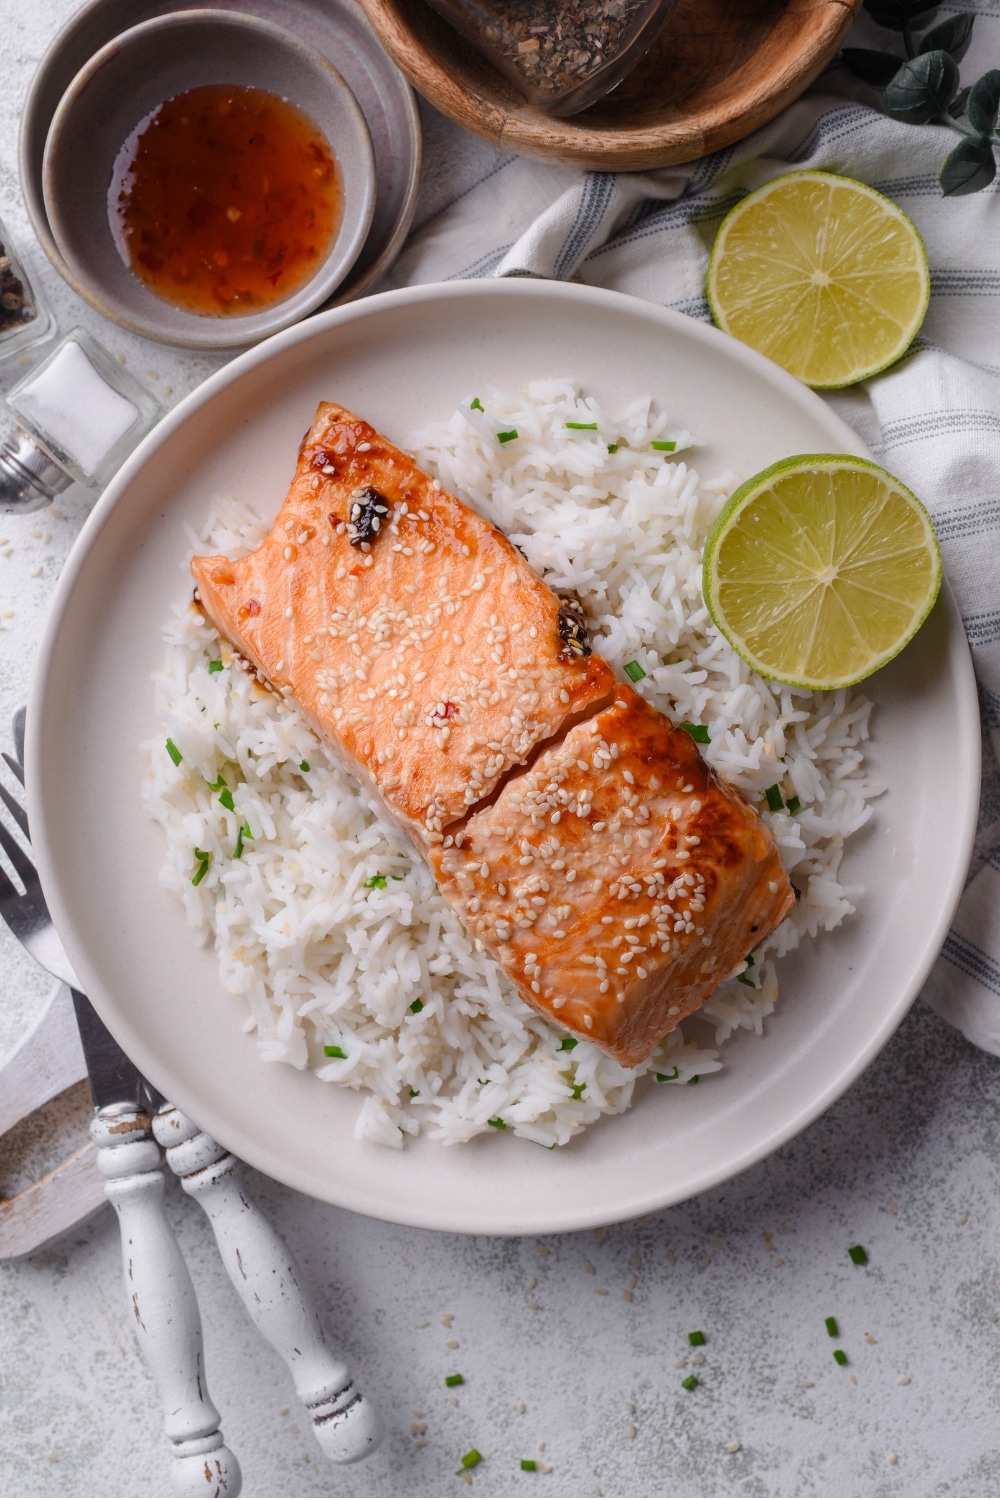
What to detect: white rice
<box><xmin>144</xmin><ymin>381</ymin><xmax>882</xmax><ymax>1149</ymax></box>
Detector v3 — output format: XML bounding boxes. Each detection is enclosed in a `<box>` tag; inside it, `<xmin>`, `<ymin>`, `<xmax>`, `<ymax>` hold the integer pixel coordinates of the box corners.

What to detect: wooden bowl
<box><xmin>357</xmin><ymin>0</ymin><xmax>860</xmax><ymax>172</ymax></box>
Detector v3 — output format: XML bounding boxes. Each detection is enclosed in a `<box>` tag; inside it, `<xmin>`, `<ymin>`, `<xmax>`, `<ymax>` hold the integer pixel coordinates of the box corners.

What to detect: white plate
<box><xmin>29</xmin><ymin>281</ymin><xmax>980</xmax><ymax>1235</ymax></box>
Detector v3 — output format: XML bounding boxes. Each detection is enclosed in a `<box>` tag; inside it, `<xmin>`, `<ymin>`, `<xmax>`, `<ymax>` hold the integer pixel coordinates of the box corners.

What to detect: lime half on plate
<box><xmin>706</xmin><ymin>171</ymin><xmax>930</xmax><ymax>388</ymax></box>
<box><xmin>703</xmin><ymin>455</ymin><xmax>942</xmax><ymax>691</ymax></box>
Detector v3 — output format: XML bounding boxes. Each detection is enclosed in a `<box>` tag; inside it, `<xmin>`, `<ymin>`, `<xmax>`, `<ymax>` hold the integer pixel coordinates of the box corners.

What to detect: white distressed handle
<box><xmin>92</xmin><ymin>1108</ymin><xmax>242</xmax><ymax>1498</ymax></box>
<box><xmin>152</xmin><ymin>1105</ymin><xmax>384</xmax><ymax>1465</ymax></box>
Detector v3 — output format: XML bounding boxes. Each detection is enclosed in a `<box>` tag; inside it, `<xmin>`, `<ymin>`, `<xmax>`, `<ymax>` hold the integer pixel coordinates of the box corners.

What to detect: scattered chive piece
<box><xmin>737</xmin><ymin>973</ymin><xmax>757</xmax><ymax>988</ymax></box>
<box><xmin>764</xmin><ymin>784</ymin><xmax>784</xmax><ymax>812</ymax></box>
<box><xmin>233</xmin><ymin>821</ymin><xmax>252</xmax><ymax>859</ymax></box>
<box><xmin>208</xmin><ymin>659</ymin><xmax>223</xmax><ymax>674</ymax></box>
<box><xmin>849</xmin><ymin>1245</ymin><xmax>868</xmax><ymax>1265</ymax></box>
<box><xmin>557</xmin><ymin>1037</ymin><xmax>578</xmax><ymax>1051</ymax></box>
<box><xmin>391</xmin><ymin>873</ymin><xmax>404</xmax><ymax>881</ymax></box>
<box><xmin>825</xmin><ymin>1317</ymin><xmax>839</xmax><ymax>1338</ymax></box>
<box><xmin>623</xmin><ymin>660</ymin><xmax>646</xmax><ymax>683</ymax></box>
<box><xmin>566</xmin><ymin>421</ymin><xmax>598</xmax><ymax>430</ymax></box>
<box><xmin>607</xmin><ymin>443</ymin><xmax>619</xmax><ymax>454</ymax></box>
<box><xmin>470</xmin><ymin>397</ymin><xmax>484</xmax><ymax>412</ymax></box>
<box><xmin>652</xmin><ymin>440</ymin><xmax>677</xmax><ymax>452</ymax></box>
<box><xmin>521</xmin><ymin>1459</ymin><xmax>538</xmax><ymax>1472</ymax></box>
<box><xmin>460</xmin><ymin>1450</ymin><xmax>482</xmax><ymax>1471</ymax></box>
<box><xmin>681</xmin><ymin>722</ymin><xmax>710</xmax><ymax>744</ymax></box>
<box><xmin>655</xmin><ymin>1067</ymin><xmax>679</xmax><ymax>1082</ymax></box>
<box><xmin>191</xmin><ymin>849</ymin><xmax>211</xmax><ymax>886</ymax></box>
<box><xmin>410</xmin><ymin>999</ymin><xmax>424</xmax><ymax>1013</ymax></box>
<box><xmin>570</xmin><ymin>1082</ymin><xmax>586</xmax><ymax>1100</ymax></box>
<box><xmin>488</xmin><ymin>1117</ymin><xmax>507</xmax><ymax>1129</ymax></box>
<box><xmin>323</xmin><ymin>1045</ymin><xmax>347</xmax><ymax>1059</ymax></box>
<box><xmin>166</xmin><ymin>738</ymin><xmax>183</xmax><ymax>766</ymax></box>
<box><xmin>445</xmin><ymin>1373</ymin><xmax>464</xmax><ymax>1388</ymax></box>
<box><xmin>682</xmin><ymin>1375</ymin><xmax>699</xmax><ymax>1391</ymax></box>
<box><xmin>365</xmin><ymin>874</ymin><xmax>388</xmax><ymax>889</ymax></box>
<box><xmin>688</xmin><ymin>1075</ymin><xmax>701</xmax><ymax>1085</ymax></box>
<box><xmin>745</xmin><ymin>953</ymin><xmax>755</xmax><ymax>967</ymax></box>
<box><xmin>299</xmin><ymin>760</ymin><xmax>310</xmax><ymax>772</ymax></box>
<box><xmin>218</xmin><ymin>787</ymin><xmax>235</xmax><ymax>812</ymax></box>
<box><xmin>833</xmin><ymin>1349</ymin><xmax>848</xmax><ymax>1366</ymax></box>
<box><xmin>497</xmin><ymin>429</ymin><xmax>518</xmax><ymax>444</ymax></box>
<box><xmin>409</xmin><ymin>1088</ymin><xmax>420</xmax><ymax>1098</ymax></box>
<box><xmin>688</xmin><ymin>1330</ymin><xmax>706</xmax><ymax>1346</ymax></box>
<box><xmin>787</xmin><ymin>794</ymin><xmax>801</xmax><ymax>814</ymax></box>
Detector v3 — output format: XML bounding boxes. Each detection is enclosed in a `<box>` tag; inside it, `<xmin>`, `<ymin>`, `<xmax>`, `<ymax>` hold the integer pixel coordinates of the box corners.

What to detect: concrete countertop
<box><xmin>2</xmin><ymin>4</ymin><xmax>999</xmax><ymax>1496</ymax></box>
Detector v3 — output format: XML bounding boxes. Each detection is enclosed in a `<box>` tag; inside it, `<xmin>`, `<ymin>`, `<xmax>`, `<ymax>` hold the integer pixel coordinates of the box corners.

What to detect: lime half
<box><xmin>706</xmin><ymin>172</ymin><xmax>930</xmax><ymax>388</ymax></box>
<box><xmin>703</xmin><ymin>456</ymin><xmax>942</xmax><ymax>690</ymax></box>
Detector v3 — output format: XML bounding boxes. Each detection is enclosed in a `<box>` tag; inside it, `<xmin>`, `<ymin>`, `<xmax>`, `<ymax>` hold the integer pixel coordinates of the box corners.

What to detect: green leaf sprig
<box><xmin>843</xmin><ymin>2</ymin><xmax>999</xmax><ymax>194</ymax></box>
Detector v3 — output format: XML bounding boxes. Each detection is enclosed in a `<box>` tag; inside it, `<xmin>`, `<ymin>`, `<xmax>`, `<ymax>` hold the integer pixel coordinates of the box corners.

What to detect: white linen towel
<box><xmin>384</xmin><ymin>5</ymin><xmax>1000</xmax><ymax>1051</ymax></box>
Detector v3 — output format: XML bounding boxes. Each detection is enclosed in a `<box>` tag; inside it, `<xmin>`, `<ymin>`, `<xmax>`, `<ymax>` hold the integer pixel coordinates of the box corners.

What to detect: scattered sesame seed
<box><xmin>897</xmin><ymin>1376</ymin><xmax>910</xmax><ymax>1386</ymax></box>
<box><xmin>727</xmin><ymin>1441</ymin><xmax>741</xmax><ymax>1454</ymax></box>
<box><xmin>888</xmin><ymin>1453</ymin><xmax>898</xmax><ymax>1466</ymax></box>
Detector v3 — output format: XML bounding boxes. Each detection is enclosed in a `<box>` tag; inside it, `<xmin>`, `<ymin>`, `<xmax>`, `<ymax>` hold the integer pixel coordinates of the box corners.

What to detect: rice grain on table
<box><xmin>144</xmin><ymin>380</ymin><xmax>881</xmax><ymax>1148</ymax></box>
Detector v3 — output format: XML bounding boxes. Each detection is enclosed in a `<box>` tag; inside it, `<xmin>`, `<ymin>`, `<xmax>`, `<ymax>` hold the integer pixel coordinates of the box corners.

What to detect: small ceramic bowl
<box><xmin>42</xmin><ymin>9</ymin><xmax>376</xmax><ymax>350</ymax></box>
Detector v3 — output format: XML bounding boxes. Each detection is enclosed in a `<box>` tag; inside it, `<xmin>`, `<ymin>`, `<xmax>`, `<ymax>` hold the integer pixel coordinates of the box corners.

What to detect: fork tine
<box><xmin>0</xmin><ymin>782</ymin><xmax>28</xmax><ymax>837</ymax></box>
<box><xmin>2</xmin><ymin>752</ymin><xmax>24</xmax><ymax>787</ymax></box>
<box><xmin>0</xmin><ymin>814</ymin><xmax>36</xmax><ymax>890</ymax></box>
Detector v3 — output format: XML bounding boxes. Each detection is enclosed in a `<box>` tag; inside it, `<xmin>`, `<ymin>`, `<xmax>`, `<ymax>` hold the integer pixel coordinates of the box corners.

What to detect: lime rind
<box><xmin>706</xmin><ymin>171</ymin><xmax>931</xmax><ymax>390</ymax></box>
<box><xmin>702</xmin><ymin>454</ymin><xmax>943</xmax><ymax>691</ymax></box>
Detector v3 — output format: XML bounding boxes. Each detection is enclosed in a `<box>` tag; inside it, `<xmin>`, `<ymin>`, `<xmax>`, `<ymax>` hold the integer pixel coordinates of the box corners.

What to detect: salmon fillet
<box><xmin>191</xmin><ymin>403</ymin><xmax>615</xmax><ymax>848</ymax></box>
<box><xmin>430</xmin><ymin>685</ymin><xmax>795</xmax><ymax>1066</ymax></box>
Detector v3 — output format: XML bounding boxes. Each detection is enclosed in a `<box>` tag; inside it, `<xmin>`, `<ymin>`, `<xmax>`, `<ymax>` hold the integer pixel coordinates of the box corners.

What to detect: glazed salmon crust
<box><xmin>192</xmin><ymin>402</ymin><xmax>794</xmax><ymax>1066</ymax></box>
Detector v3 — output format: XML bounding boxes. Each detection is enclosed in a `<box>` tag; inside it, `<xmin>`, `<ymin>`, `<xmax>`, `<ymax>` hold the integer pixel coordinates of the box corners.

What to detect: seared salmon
<box><xmin>431</xmin><ymin>683</ymin><xmax>795</xmax><ymax>1067</ymax></box>
<box><xmin>192</xmin><ymin>403</ymin><xmax>615</xmax><ymax>848</ymax></box>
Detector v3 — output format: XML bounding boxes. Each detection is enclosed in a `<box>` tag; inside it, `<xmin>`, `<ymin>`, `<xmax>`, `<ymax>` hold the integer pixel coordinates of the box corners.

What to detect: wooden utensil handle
<box><xmin>152</xmin><ymin>1105</ymin><xmax>384</xmax><ymax>1465</ymax></box>
<box><xmin>92</xmin><ymin>1107</ymin><xmax>242</xmax><ymax>1498</ymax></box>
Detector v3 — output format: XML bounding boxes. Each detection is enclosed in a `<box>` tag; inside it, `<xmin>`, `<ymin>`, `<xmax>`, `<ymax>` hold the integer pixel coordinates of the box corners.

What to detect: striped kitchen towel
<box><xmin>385</xmin><ymin>4</ymin><xmax>1000</xmax><ymax>1052</ymax></box>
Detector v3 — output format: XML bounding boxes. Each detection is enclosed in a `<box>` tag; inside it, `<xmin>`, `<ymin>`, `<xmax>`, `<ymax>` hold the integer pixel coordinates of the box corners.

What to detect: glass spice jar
<box><xmin>0</xmin><ymin>212</ymin><xmax>53</xmax><ymax>363</ymax></box>
<box><xmin>423</xmin><ymin>0</ymin><xmax>679</xmax><ymax>116</ymax></box>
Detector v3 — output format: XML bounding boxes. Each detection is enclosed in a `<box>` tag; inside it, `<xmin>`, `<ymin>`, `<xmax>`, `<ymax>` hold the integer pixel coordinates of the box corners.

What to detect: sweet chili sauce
<box><xmin>108</xmin><ymin>84</ymin><xmax>341</xmax><ymax>316</ymax></box>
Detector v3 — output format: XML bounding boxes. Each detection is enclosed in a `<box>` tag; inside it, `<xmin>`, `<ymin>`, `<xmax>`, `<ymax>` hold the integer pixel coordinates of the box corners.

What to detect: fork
<box><xmin>1</xmin><ymin>715</ymin><xmax>384</xmax><ymax>1471</ymax></box>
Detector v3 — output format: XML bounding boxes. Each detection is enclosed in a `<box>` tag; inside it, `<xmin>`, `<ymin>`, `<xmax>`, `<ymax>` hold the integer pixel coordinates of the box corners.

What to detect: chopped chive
<box><xmin>652</xmin><ymin>440</ymin><xmax>677</xmax><ymax>452</ymax></box>
<box><xmin>745</xmin><ymin>953</ymin><xmax>755</xmax><ymax>967</ymax></box>
<box><xmin>166</xmin><ymin>738</ymin><xmax>183</xmax><ymax>766</ymax></box>
<box><xmin>445</xmin><ymin>1373</ymin><xmax>464</xmax><ymax>1387</ymax></box>
<box><xmin>570</xmin><ymin>1082</ymin><xmax>586</xmax><ymax>1100</ymax></box>
<box><xmin>218</xmin><ymin>787</ymin><xmax>235</xmax><ymax>812</ymax></box>
<box><xmin>497</xmin><ymin>429</ymin><xmax>518</xmax><ymax>444</ymax></box>
<box><xmin>737</xmin><ymin>973</ymin><xmax>757</xmax><ymax>988</ymax></box>
<box><xmin>409</xmin><ymin>1088</ymin><xmax>420</xmax><ymax>1098</ymax></box>
<box><xmin>410</xmin><ymin>999</ymin><xmax>424</xmax><ymax>1013</ymax></box>
<box><xmin>323</xmin><ymin>1045</ymin><xmax>347</xmax><ymax>1059</ymax></box>
<box><xmin>208</xmin><ymin>659</ymin><xmax>223</xmax><ymax>674</ymax></box>
<box><xmin>191</xmin><ymin>849</ymin><xmax>211</xmax><ymax>886</ymax></box>
<box><xmin>688</xmin><ymin>1075</ymin><xmax>700</xmax><ymax>1085</ymax></box>
<box><xmin>364</xmin><ymin>874</ymin><xmax>388</xmax><ymax>889</ymax></box>
<box><xmin>681</xmin><ymin>1375</ymin><xmax>698</xmax><ymax>1390</ymax></box>
<box><xmin>460</xmin><ymin>1450</ymin><xmax>482</xmax><ymax>1471</ymax></box>
<box><xmin>520</xmin><ymin>1459</ymin><xmax>538</xmax><ymax>1472</ymax></box>
<box><xmin>849</xmin><ymin>1244</ymin><xmax>868</xmax><ymax>1265</ymax></box>
<box><xmin>655</xmin><ymin>1067</ymin><xmax>679</xmax><ymax>1082</ymax></box>
<box><xmin>623</xmin><ymin>660</ymin><xmax>646</xmax><ymax>683</ymax></box>
<box><xmin>233</xmin><ymin>821</ymin><xmax>252</xmax><ymax>859</ymax></box>
<box><xmin>299</xmin><ymin>760</ymin><xmax>310</xmax><ymax>772</ymax></box>
<box><xmin>557</xmin><ymin>1037</ymin><xmax>578</xmax><ymax>1051</ymax></box>
<box><xmin>825</xmin><ymin>1317</ymin><xmax>839</xmax><ymax>1338</ymax></box>
<box><xmin>488</xmin><ymin>1117</ymin><xmax>507</xmax><ymax>1129</ymax></box>
<box><xmin>391</xmin><ymin>874</ymin><xmax>403</xmax><ymax>881</ymax></box>
<box><xmin>681</xmin><ymin>722</ymin><xmax>710</xmax><ymax>744</ymax></box>
<box><xmin>477</xmin><ymin>1078</ymin><xmax>491</xmax><ymax>1086</ymax></box>
<box><xmin>566</xmin><ymin>421</ymin><xmax>599</xmax><ymax>430</ymax></box>
<box><xmin>787</xmin><ymin>794</ymin><xmax>801</xmax><ymax>814</ymax></box>
<box><xmin>764</xmin><ymin>784</ymin><xmax>784</xmax><ymax>812</ymax></box>
<box><xmin>607</xmin><ymin>443</ymin><xmax>619</xmax><ymax>454</ymax></box>
<box><xmin>833</xmin><ymin>1349</ymin><xmax>848</xmax><ymax>1366</ymax></box>
<box><xmin>470</xmin><ymin>397</ymin><xmax>484</xmax><ymax>412</ymax></box>
<box><xmin>688</xmin><ymin>1330</ymin><xmax>706</xmax><ymax>1346</ymax></box>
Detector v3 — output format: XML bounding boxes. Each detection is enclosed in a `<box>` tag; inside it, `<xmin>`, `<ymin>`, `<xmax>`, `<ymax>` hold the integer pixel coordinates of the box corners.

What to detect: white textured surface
<box><xmin>2</xmin><ymin>3</ymin><xmax>1000</xmax><ymax>1496</ymax></box>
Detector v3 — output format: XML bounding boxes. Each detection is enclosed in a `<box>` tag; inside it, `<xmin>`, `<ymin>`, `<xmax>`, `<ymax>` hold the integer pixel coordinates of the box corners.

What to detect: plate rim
<box><xmin>27</xmin><ymin>279</ymin><xmax>982</xmax><ymax>1233</ymax></box>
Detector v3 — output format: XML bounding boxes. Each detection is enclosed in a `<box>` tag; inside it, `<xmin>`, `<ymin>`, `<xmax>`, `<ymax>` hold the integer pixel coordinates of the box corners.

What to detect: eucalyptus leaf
<box><xmin>948</xmin><ymin>85</ymin><xmax>972</xmax><ymax>119</ymax></box>
<box><xmin>883</xmin><ymin>50</ymin><xmax>959</xmax><ymax>123</ymax></box>
<box><xmin>843</xmin><ymin>47</ymin><xmax>909</xmax><ymax>86</ymax></box>
<box><xmin>918</xmin><ymin>13</ymin><xmax>975</xmax><ymax>64</ymax></box>
<box><xmin>966</xmin><ymin>70</ymin><xmax>1000</xmax><ymax>136</ymax></box>
<box><xmin>940</xmin><ymin>135</ymin><xmax>997</xmax><ymax>194</ymax></box>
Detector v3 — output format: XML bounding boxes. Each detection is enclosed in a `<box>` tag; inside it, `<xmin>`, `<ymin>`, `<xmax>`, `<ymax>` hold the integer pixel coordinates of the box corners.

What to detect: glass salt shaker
<box><xmin>0</xmin><ymin>212</ymin><xmax>54</xmax><ymax>364</ymax></box>
<box><xmin>423</xmin><ymin>0</ymin><xmax>680</xmax><ymax>116</ymax></box>
<box><xmin>0</xmin><ymin>327</ymin><xmax>163</xmax><ymax>513</ymax></box>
